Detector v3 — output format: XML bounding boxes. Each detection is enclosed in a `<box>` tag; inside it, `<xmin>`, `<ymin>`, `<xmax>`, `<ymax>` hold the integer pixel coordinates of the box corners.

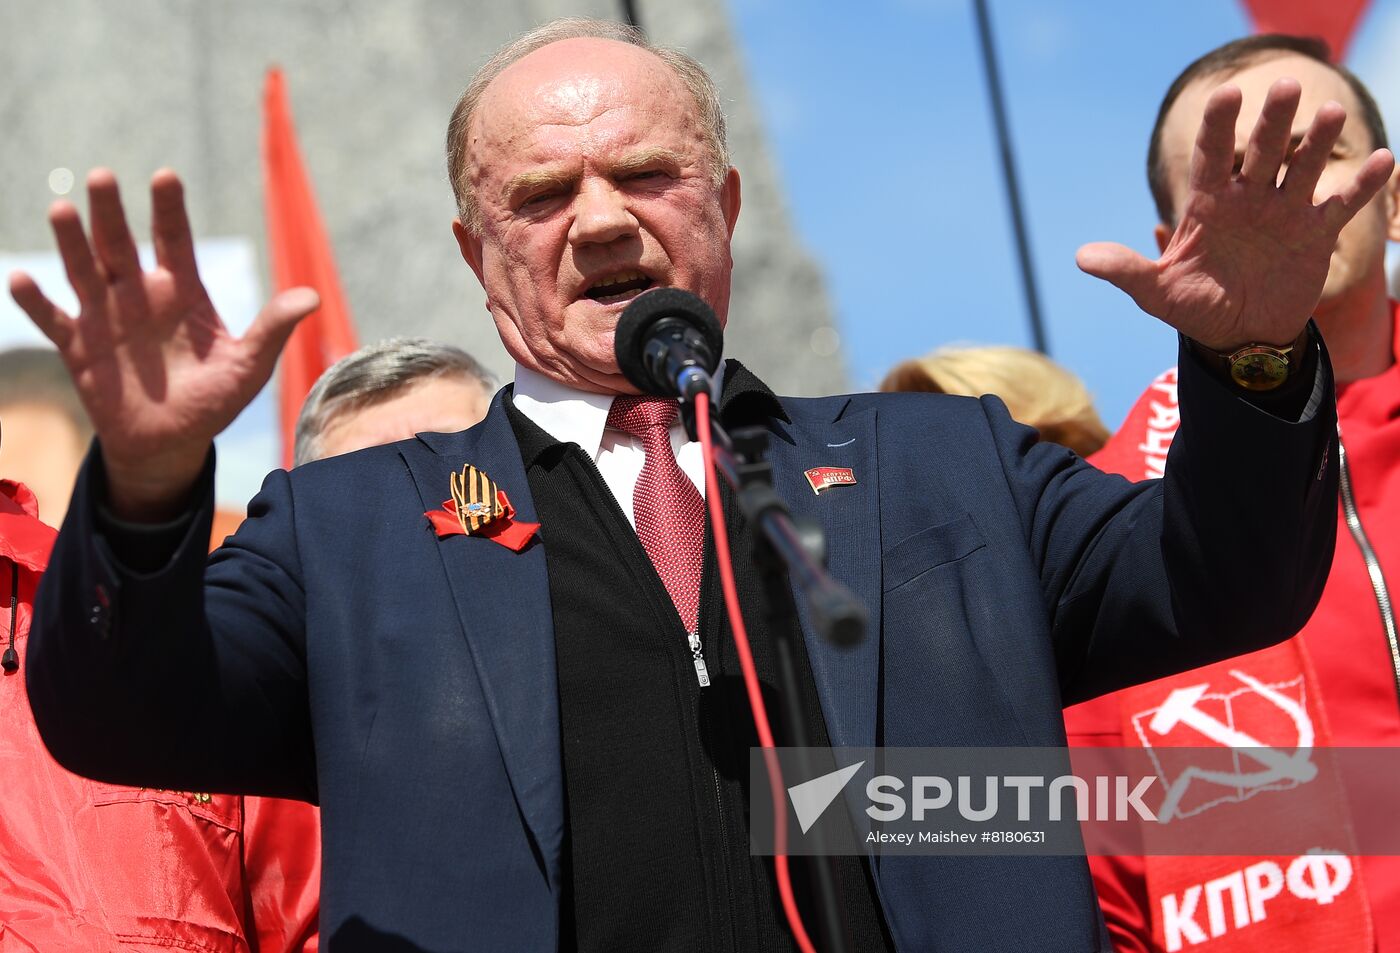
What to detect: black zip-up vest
<box><xmin>505</xmin><ymin>367</ymin><xmax>892</xmax><ymax>953</ymax></box>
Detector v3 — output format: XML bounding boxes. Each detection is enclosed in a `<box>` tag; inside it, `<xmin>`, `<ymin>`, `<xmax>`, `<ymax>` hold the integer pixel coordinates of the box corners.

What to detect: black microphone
<box><xmin>614</xmin><ymin>288</ymin><xmax>723</xmax><ymax>402</ymax></box>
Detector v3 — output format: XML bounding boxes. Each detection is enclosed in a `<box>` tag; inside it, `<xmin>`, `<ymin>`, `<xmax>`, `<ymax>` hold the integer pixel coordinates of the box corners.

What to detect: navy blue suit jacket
<box><xmin>28</xmin><ymin>350</ymin><xmax>1337</xmax><ymax>951</ymax></box>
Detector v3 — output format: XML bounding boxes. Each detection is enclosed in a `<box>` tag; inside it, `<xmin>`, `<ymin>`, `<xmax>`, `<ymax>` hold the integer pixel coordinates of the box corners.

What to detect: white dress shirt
<box><xmin>510</xmin><ymin>364</ymin><xmax>723</xmax><ymax>529</ymax></box>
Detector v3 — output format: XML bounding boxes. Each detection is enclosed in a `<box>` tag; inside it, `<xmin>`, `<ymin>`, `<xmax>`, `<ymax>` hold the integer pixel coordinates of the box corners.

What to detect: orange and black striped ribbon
<box><xmin>450</xmin><ymin>465</ymin><xmax>503</xmax><ymax>534</ymax></box>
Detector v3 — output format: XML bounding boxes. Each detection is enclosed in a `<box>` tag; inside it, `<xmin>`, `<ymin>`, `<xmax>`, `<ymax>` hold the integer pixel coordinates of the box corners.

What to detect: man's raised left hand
<box><xmin>1077</xmin><ymin>77</ymin><xmax>1395</xmax><ymax>351</ymax></box>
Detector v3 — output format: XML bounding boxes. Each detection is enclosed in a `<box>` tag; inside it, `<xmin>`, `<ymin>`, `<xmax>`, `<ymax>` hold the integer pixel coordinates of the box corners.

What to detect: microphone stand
<box><xmin>684</xmin><ymin>404</ymin><xmax>866</xmax><ymax>953</ymax></box>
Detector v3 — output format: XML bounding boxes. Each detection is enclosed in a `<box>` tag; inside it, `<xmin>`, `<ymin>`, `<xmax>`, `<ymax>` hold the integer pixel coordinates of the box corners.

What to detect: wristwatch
<box><xmin>1187</xmin><ymin>326</ymin><xmax>1311</xmax><ymax>392</ymax></box>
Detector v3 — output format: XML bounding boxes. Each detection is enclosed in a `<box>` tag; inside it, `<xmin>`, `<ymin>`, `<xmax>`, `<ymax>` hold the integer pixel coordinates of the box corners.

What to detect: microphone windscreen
<box><xmin>614</xmin><ymin>288</ymin><xmax>723</xmax><ymax>392</ymax></box>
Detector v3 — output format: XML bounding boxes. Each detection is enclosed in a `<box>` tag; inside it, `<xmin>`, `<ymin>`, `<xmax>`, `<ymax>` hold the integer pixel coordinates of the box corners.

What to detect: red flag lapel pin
<box><xmin>424</xmin><ymin>464</ymin><xmax>540</xmax><ymax>552</ymax></box>
<box><xmin>804</xmin><ymin>466</ymin><xmax>857</xmax><ymax>495</ymax></box>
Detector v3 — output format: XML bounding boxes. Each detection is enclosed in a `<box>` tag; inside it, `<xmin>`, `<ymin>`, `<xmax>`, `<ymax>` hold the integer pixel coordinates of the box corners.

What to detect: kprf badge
<box><xmin>804</xmin><ymin>466</ymin><xmax>857</xmax><ymax>494</ymax></box>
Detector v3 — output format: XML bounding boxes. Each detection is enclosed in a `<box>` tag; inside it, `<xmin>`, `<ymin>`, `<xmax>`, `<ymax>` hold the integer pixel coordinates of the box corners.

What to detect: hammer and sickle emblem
<box><xmin>1149</xmin><ymin>669</ymin><xmax>1317</xmax><ymax>821</ymax></box>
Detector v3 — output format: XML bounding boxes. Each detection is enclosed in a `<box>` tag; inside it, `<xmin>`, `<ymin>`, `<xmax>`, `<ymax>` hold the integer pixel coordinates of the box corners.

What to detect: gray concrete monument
<box><xmin>1</xmin><ymin>0</ymin><xmax>846</xmax><ymax>398</ymax></box>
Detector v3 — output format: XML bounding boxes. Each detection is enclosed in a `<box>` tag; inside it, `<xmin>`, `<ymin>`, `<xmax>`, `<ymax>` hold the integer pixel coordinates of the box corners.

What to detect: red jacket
<box><xmin>1066</xmin><ymin>309</ymin><xmax>1400</xmax><ymax>951</ymax></box>
<box><xmin>0</xmin><ymin>480</ymin><xmax>321</xmax><ymax>952</ymax></box>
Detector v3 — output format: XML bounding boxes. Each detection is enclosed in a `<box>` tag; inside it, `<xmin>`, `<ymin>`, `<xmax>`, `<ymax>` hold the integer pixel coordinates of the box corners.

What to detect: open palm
<box><xmin>1078</xmin><ymin>79</ymin><xmax>1395</xmax><ymax>350</ymax></box>
<box><xmin>7</xmin><ymin>169</ymin><xmax>318</xmax><ymax>517</ymax></box>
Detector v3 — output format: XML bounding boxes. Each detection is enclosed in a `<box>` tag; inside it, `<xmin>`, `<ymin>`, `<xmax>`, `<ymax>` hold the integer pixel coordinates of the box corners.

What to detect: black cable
<box><xmin>620</xmin><ymin>0</ymin><xmax>643</xmax><ymax>32</ymax></box>
<box><xmin>972</xmin><ymin>0</ymin><xmax>1050</xmax><ymax>354</ymax></box>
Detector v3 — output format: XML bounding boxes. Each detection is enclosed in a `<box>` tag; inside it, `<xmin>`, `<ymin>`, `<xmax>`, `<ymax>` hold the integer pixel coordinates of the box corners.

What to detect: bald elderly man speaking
<box><xmin>13</xmin><ymin>17</ymin><xmax>1389</xmax><ymax>953</ymax></box>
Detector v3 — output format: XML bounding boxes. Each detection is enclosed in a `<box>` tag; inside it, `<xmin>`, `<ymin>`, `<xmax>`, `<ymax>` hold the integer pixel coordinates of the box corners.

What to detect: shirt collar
<box><xmin>0</xmin><ymin>480</ymin><xmax>56</xmax><ymax>572</ymax></box>
<box><xmin>508</xmin><ymin>360</ymin><xmax>785</xmax><ymax>468</ymax></box>
<box><xmin>510</xmin><ymin>364</ymin><xmax>618</xmax><ymax>464</ymax></box>
<box><xmin>510</xmin><ymin>361</ymin><xmax>734</xmax><ymax>453</ymax></box>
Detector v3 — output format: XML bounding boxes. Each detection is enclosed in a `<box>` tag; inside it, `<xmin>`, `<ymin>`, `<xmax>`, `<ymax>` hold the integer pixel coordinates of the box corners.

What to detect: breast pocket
<box><xmin>77</xmin><ymin>783</ymin><xmax>251</xmax><ymax>952</ymax></box>
<box><xmin>882</xmin><ymin>512</ymin><xmax>987</xmax><ymax>593</ymax></box>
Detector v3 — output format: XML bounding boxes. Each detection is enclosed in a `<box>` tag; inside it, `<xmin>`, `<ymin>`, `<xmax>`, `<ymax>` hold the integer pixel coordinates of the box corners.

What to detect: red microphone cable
<box><xmin>694</xmin><ymin>390</ymin><xmax>817</xmax><ymax>953</ymax></box>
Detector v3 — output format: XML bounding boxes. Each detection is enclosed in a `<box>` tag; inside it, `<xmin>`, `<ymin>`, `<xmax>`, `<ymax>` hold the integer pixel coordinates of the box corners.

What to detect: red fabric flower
<box><xmin>425</xmin><ymin>490</ymin><xmax>539</xmax><ymax>552</ymax></box>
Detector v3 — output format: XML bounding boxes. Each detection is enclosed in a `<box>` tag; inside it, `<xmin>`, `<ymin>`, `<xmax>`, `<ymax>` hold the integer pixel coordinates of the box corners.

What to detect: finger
<box><xmin>1189</xmin><ymin>85</ymin><xmax>1244</xmax><ymax>196</ymax></box>
<box><xmin>1239</xmin><ymin>78</ymin><xmax>1303</xmax><ymax>189</ymax></box>
<box><xmin>1281</xmin><ymin>100</ymin><xmax>1347</xmax><ymax>200</ymax></box>
<box><xmin>87</xmin><ymin>168</ymin><xmax>143</xmax><ymax>281</ymax></box>
<box><xmin>1076</xmin><ymin>242</ymin><xmax>1164</xmax><ymax>315</ymax></box>
<box><xmin>48</xmin><ymin>200</ymin><xmax>104</xmax><ymax>305</ymax></box>
<box><xmin>1322</xmin><ymin>147</ymin><xmax>1397</xmax><ymax>231</ymax></box>
<box><xmin>150</xmin><ymin>168</ymin><xmax>199</xmax><ymax>278</ymax></box>
<box><xmin>8</xmin><ymin>270</ymin><xmax>76</xmax><ymax>349</ymax></box>
<box><xmin>241</xmin><ymin>287</ymin><xmax>321</xmax><ymax>373</ymax></box>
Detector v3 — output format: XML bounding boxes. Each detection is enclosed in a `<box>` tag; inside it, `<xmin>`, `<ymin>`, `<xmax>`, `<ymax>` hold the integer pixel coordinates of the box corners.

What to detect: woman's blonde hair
<box><xmin>880</xmin><ymin>345</ymin><xmax>1110</xmax><ymax>457</ymax></box>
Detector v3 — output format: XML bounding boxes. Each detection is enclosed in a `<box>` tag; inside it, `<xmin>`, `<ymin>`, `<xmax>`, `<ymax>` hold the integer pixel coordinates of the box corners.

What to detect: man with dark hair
<box><xmin>1146</xmin><ymin>35</ymin><xmax>1390</xmax><ymax>230</ymax></box>
<box><xmin>1138</xmin><ymin>35</ymin><xmax>1397</xmax><ymax>387</ymax></box>
<box><xmin>10</xmin><ymin>18</ymin><xmax>1389</xmax><ymax>951</ymax></box>
<box><xmin>1070</xmin><ymin>35</ymin><xmax>1400</xmax><ymax>952</ymax></box>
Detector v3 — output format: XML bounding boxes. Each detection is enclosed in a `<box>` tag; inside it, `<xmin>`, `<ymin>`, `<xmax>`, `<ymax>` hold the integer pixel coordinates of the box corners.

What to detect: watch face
<box><xmin>1229</xmin><ymin>348</ymin><xmax>1291</xmax><ymax>391</ymax></box>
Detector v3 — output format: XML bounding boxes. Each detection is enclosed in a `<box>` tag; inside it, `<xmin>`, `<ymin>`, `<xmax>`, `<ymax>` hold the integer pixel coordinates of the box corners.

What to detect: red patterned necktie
<box><xmin>606</xmin><ymin>395</ymin><xmax>706</xmax><ymax>634</ymax></box>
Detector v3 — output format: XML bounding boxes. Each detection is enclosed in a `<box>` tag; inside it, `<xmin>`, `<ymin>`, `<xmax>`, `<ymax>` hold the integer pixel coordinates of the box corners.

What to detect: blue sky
<box><xmin>728</xmin><ymin>0</ymin><xmax>1400</xmax><ymax>426</ymax></box>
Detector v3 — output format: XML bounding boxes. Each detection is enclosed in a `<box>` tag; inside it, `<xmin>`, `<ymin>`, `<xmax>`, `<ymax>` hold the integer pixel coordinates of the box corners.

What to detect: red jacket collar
<box><xmin>0</xmin><ymin>481</ymin><xmax>56</xmax><ymax>572</ymax></box>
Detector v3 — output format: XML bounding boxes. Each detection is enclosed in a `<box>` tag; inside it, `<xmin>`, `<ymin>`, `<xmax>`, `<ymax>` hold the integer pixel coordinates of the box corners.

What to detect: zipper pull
<box><xmin>689</xmin><ymin>632</ymin><xmax>711</xmax><ymax>688</ymax></box>
<box><xmin>2</xmin><ymin>563</ymin><xmax>17</xmax><ymax>674</ymax></box>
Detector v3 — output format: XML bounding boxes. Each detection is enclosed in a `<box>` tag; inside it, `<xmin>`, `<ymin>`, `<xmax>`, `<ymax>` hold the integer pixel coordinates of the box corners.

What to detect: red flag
<box><xmin>1240</xmin><ymin>0</ymin><xmax>1372</xmax><ymax>61</ymax></box>
<box><xmin>261</xmin><ymin>67</ymin><xmax>358</xmax><ymax>469</ymax></box>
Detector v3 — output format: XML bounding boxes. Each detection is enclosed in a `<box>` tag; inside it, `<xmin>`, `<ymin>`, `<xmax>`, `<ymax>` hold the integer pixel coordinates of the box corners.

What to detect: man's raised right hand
<box><xmin>7</xmin><ymin>168</ymin><xmax>318</xmax><ymax>522</ymax></box>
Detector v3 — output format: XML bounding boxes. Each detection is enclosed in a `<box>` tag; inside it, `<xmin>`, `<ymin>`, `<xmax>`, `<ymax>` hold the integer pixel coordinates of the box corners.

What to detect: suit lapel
<box><xmin>399</xmin><ymin>393</ymin><xmax>564</xmax><ymax>893</ymax></box>
<box><xmin>393</xmin><ymin>386</ymin><xmax>882</xmax><ymax>894</ymax></box>
<box><xmin>767</xmin><ymin>399</ymin><xmax>882</xmax><ymax>751</ymax></box>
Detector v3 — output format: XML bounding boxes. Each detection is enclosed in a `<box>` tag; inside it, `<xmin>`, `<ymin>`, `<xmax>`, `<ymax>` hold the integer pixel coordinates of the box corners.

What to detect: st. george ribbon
<box><xmin>614</xmin><ymin>288</ymin><xmax>865</xmax><ymax>953</ymax></box>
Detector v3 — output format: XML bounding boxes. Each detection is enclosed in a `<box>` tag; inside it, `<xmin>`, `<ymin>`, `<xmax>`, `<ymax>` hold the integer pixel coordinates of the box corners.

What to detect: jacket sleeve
<box><xmin>242</xmin><ymin>796</ymin><xmax>322</xmax><ymax>953</ymax></box>
<box><xmin>26</xmin><ymin>446</ymin><xmax>318</xmax><ymax>800</ymax></box>
<box><xmin>990</xmin><ymin>336</ymin><xmax>1338</xmax><ymax>705</ymax></box>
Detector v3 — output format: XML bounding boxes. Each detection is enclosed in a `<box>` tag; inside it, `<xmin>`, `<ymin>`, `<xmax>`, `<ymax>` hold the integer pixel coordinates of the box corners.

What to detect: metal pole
<box><xmin>971</xmin><ymin>0</ymin><xmax>1050</xmax><ymax>354</ymax></box>
<box><xmin>620</xmin><ymin>0</ymin><xmax>642</xmax><ymax>31</ymax></box>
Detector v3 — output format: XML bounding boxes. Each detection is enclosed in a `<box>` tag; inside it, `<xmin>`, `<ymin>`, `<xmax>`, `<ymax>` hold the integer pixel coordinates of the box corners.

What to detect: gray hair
<box><xmin>293</xmin><ymin>338</ymin><xmax>495</xmax><ymax>466</ymax></box>
<box><xmin>446</xmin><ymin>17</ymin><xmax>731</xmax><ymax>234</ymax></box>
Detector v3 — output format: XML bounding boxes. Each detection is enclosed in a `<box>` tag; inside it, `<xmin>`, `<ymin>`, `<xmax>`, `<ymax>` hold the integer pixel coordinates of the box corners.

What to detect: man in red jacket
<box><xmin>0</xmin><ymin>337</ymin><xmax>495</xmax><ymax>950</ymax></box>
<box><xmin>1068</xmin><ymin>35</ymin><xmax>1400</xmax><ymax>952</ymax></box>
<box><xmin>0</xmin><ymin>415</ymin><xmax>321</xmax><ymax>951</ymax></box>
